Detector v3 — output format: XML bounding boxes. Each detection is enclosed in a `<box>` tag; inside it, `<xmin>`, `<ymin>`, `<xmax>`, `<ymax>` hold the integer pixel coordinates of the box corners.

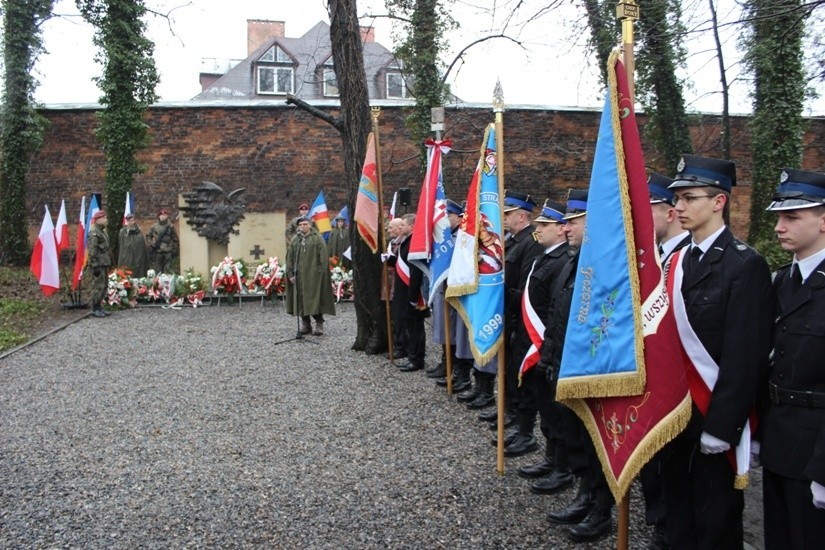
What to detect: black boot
<box><xmin>452</xmin><ymin>360</ymin><xmax>472</xmax><ymax>393</ymax></box>
<box><xmin>568</xmin><ymin>504</ymin><xmax>613</xmax><ymax>542</ymax></box>
<box><xmin>547</xmin><ymin>480</ymin><xmax>594</xmax><ymax>525</ymax></box>
<box><xmin>466</xmin><ymin>372</ymin><xmax>495</xmax><ymax>409</ymax></box>
<box><xmin>91</xmin><ymin>305</ymin><xmax>106</xmax><ymax>318</ymax></box>
<box><xmin>503</xmin><ymin>412</ymin><xmax>539</xmax><ymax>457</ymax></box>
<box><xmin>457</xmin><ymin>369</ymin><xmax>481</xmax><ymax>402</ymax></box>
<box><xmin>490</xmin><ymin>426</ymin><xmax>520</xmax><ymax>447</ymax></box>
<box><xmin>427</xmin><ymin>362</ymin><xmax>447</xmax><ymax>379</ymax></box>
<box><xmin>478</xmin><ymin>409</ymin><xmax>497</xmax><ymax>423</ymax></box>
<box><xmin>530</xmin><ymin>469</ymin><xmax>575</xmax><ymax>494</ymax></box>
<box><xmin>426</xmin><ymin>346</ymin><xmax>446</xmax><ymax>374</ymax></box>
<box><xmin>518</xmin><ymin>440</ymin><xmax>555</xmax><ymax>479</ymax></box>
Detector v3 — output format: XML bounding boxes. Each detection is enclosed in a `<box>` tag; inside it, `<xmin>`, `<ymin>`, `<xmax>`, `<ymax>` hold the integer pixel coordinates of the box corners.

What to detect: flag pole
<box><xmin>371</xmin><ymin>107</ymin><xmax>394</xmax><ymax>362</ymax></box>
<box><xmin>616</xmin><ymin>2</ymin><xmax>639</xmax><ymax>549</ymax></box>
<box><xmin>493</xmin><ymin>80</ymin><xmax>506</xmax><ymax>474</ymax></box>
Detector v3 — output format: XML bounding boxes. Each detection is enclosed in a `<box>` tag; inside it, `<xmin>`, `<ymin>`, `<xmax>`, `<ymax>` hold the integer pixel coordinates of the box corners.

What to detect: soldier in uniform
<box><xmin>760</xmin><ymin>168</ymin><xmax>825</xmax><ymax>549</ymax></box>
<box><xmin>146</xmin><ymin>208</ymin><xmax>179</xmax><ymax>274</ymax></box>
<box><xmin>86</xmin><ymin>210</ymin><xmax>112</xmax><ymax>318</ymax></box>
<box><xmin>661</xmin><ymin>155</ymin><xmax>774</xmax><ymax>549</ymax></box>
<box><xmin>285</xmin><ymin>202</ymin><xmax>315</xmax><ymax>244</ymax></box>
<box><xmin>540</xmin><ymin>190</ymin><xmax>614</xmax><ymax>542</ymax></box>
<box><xmin>479</xmin><ymin>191</ymin><xmax>543</xmax><ymax>433</ymax></box>
<box><xmin>327</xmin><ymin>213</ymin><xmax>351</xmax><ymax>269</ymax></box>
<box><xmin>512</xmin><ymin>199</ymin><xmax>573</xmax><ymax>492</ymax></box>
<box><xmin>286</xmin><ymin>217</ymin><xmax>335</xmax><ymax>335</ymax></box>
<box><xmin>118</xmin><ymin>213</ymin><xmax>148</xmax><ymax>277</ymax></box>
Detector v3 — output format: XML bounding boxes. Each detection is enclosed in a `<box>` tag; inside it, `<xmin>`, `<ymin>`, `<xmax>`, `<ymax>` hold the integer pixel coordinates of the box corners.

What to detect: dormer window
<box><xmin>386</xmin><ymin>72</ymin><xmax>408</xmax><ymax>99</ymax></box>
<box><xmin>257</xmin><ymin>44</ymin><xmax>294</xmax><ymax>95</ymax></box>
<box><xmin>323</xmin><ymin>68</ymin><xmax>339</xmax><ymax>97</ymax></box>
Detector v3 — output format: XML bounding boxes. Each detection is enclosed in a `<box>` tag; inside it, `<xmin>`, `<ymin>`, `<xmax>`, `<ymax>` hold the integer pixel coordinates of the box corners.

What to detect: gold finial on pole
<box><xmin>371</xmin><ymin>106</ymin><xmax>381</xmax><ymax>122</ymax></box>
<box><xmin>493</xmin><ymin>79</ymin><xmax>505</xmax><ymax>114</ymax></box>
<box><xmin>616</xmin><ymin>0</ymin><xmax>639</xmax><ymax>103</ymax></box>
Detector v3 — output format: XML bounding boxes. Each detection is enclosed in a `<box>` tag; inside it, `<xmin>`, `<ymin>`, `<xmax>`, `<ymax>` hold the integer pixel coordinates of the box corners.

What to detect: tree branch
<box><xmin>285</xmin><ymin>94</ymin><xmax>342</xmax><ymax>130</ymax></box>
<box><xmin>441</xmin><ymin>34</ymin><xmax>523</xmax><ymax>89</ymax></box>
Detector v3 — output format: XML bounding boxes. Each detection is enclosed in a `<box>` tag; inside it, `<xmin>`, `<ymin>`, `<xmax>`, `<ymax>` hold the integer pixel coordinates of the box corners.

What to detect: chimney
<box><xmin>247</xmin><ymin>20</ymin><xmax>285</xmax><ymax>55</ymax></box>
<box><xmin>360</xmin><ymin>26</ymin><xmax>375</xmax><ymax>43</ymax></box>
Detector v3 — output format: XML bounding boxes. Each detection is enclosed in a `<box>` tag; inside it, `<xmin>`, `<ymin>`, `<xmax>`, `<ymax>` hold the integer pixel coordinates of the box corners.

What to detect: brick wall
<box><xmin>27</xmin><ymin>104</ymin><xmax>825</xmax><ymax>240</ymax></box>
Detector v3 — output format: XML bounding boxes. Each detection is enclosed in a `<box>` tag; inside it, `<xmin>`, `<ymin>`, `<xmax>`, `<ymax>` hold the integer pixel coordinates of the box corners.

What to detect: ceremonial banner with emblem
<box><xmin>556</xmin><ymin>50</ymin><xmax>691</xmax><ymax>501</ymax></box>
<box><xmin>408</xmin><ymin>139</ymin><xmax>453</xmax><ymax>305</ymax></box>
<box><xmin>354</xmin><ymin>132</ymin><xmax>380</xmax><ymax>252</ymax></box>
<box><xmin>446</xmin><ymin>124</ymin><xmax>504</xmax><ymax>366</ymax></box>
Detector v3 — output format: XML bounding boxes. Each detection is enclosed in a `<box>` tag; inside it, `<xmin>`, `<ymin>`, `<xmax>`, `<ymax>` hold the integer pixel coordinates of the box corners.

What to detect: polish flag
<box><xmin>72</xmin><ymin>196</ymin><xmax>86</xmax><ymax>290</ymax></box>
<box><xmin>30</xmin><ymin>205</ymin><xmax>60</xmax><ymax>296</ymax></box>
<box><xmin>54</xmin><ymin>199</ymin><xmax>70</xmax><ymax>254</ymax></box>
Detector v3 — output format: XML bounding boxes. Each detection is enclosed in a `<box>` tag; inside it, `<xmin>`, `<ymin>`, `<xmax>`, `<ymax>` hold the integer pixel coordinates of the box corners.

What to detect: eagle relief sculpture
<box><xmin>180</xmin><ymin>181</ymin><xmax>246</xmax><ymax>245</ymax></box>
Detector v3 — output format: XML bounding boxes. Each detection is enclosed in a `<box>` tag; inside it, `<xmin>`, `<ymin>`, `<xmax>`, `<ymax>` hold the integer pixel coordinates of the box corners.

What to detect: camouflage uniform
<box><xmin>147</xmin><ymin>220</ymin><xmax>179</xmax><ymax>274</ymax></box>
<box><xmin>85</xmin><ymin>224</ymin><xmax>111</xmax><ymax>308</ymax></box>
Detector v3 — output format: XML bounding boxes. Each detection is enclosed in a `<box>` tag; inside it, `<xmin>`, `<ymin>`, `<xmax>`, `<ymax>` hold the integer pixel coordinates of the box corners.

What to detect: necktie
<box><xmin>657</xmin><ymin>244</ymin><xmax>665</xmax><ymax>258</ymax></box>
<box><xmin>791</xmin><ymin>264</ymin><xmax>803</xmax><ymax>288</ymax></box>
<box><xmin>684</xmin><ymin>246</ymin><xmax>702</xmax><ymax>277</ymax></box>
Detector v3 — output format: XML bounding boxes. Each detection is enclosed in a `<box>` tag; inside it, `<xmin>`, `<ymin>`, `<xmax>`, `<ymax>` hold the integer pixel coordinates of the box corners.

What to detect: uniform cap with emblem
<box><xmin>766</xmin><ymin>168</ymin><xmax>825</xmax><ymax>211</ymax></box>
<box><xmin>503</xmin><ymin>190</ymin><xmax>537</xmax><ymax>213</ymax></box>
<box><xmin>668</xmin><ymin>154</ymin><xmax>736</xmax><ymax>193</ymax></box>
<box><xmin>564</xmin><ymin>189</ymin><xmax>588</xmax><ymax>219</ymax></box>
<box><xmin>535</xmin><ymin>199</ymin><xmax>567</xmax><ymax>224</ymax></box>
<box><xmin>92</xmin><ymin>210</ymin><xmax>107</xmax><ymax>221</ymax></box>
<box><xmin>648</xmin><ymin>172</ymin><xmax>676</xmax><ymax>205</ymax></box>
<box><xmin>445</xmin><ymin>199</ymin><xmax>464</xmax><ymax>216</ymax></box>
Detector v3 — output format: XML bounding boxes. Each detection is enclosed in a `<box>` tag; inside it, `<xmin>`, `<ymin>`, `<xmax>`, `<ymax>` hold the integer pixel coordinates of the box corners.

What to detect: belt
<box><xmin>769</xmin><ymin>381</ymin><xmax>825</xmax><ymax>408</ymax></box>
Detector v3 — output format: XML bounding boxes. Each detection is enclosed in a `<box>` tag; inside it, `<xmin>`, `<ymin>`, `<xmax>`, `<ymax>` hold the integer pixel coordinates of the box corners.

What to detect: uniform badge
<box><xmin>736</xmin><ymin>243</ymin><xmax>747</xmax><ymax>251</ymax></box>
<box><xmin>677</xmin><ymin>157</ymin><xmax>685</xmax><ymax>173</ymax></box>
<box><xmin>780</xmin><ymin>170</ymin><xmax>789</xmax><ymax>183</ymax></box>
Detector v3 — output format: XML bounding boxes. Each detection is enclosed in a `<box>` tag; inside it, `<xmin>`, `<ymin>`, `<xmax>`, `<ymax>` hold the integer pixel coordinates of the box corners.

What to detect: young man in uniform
<box><xmin>86</xmin><ymin>210</ymin><xmax>112</xmax><ymax>318</ymax></box>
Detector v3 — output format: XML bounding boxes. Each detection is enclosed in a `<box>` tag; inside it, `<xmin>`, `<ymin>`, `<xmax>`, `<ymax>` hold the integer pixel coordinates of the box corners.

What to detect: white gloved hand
<box><xmin>812</xmin><ymin>481</ymin><xmax>825</xmax><ymax>510</ymax></box>
<box><xmin>700</xmin><ymin>431</ymin><xmax>730</xmax><ymax>454</ymax></box>
<box><xmin>380</xmin><ymin>253</ymin><xmax>390</xmax><ymax>262</ymax></box>
<box><xmin>750</xmin><ymin>440</ymin><xmax>761</xmax><ymax>468</ymax></box>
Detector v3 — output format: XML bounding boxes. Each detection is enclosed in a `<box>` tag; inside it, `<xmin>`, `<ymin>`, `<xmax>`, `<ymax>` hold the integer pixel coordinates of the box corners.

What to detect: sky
<box><xmin>28</xmin><ymin>0</ymin><xmax>825</xmax><ymax>115</ymax></box>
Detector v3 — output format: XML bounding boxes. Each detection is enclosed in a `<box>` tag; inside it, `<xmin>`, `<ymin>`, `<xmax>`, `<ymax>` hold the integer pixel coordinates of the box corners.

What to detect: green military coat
<box><xmin>327</xmin><ymin>226</ymin><xmax>351</xmax><ymax>268</ymax></box>
<box><xmin>285</xmin><ymin>228</ymin><xmax>335</xmax><ymax>317</ymax></box>
<box><xmin>118</xmin><ymin>225</ymin><xmax>149</xmax><ymax>277</ymax></box>
<box><xmin>86</xmin><ymin>225</ymin><xmax>111</xmax><ymax>269</ymax></box>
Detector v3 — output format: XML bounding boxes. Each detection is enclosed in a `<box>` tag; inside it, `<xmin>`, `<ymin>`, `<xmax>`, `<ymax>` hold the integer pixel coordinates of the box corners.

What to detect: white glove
<box><xmin>812</xmin><ymin>481</ymin><xmax>825</xmax><ymax>510</ymax></box>
<box><xmin>700</xmin><ymin>431</ymin><xmax>730</xmax><ymax>454</ymax></box>
<box><xmin>750</xmin><ymin>440</ymin><xmax>761</xmax><ymax>468</ymax></box>
<box><xmin>380</xmin><ymin>253</ymin><xmax>390</xmax><ymax>262</ymax></box>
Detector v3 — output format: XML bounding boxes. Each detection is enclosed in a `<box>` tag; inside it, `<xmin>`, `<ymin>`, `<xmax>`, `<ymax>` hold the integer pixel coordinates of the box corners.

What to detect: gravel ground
<box><xmin>1</xmin><ymin>302</ymin><xmax>762</xmax><ymax>549</ymax></box>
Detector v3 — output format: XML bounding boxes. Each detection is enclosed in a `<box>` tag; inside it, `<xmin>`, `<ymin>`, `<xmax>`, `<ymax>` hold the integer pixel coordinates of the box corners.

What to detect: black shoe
<box><xmin>568</xmin><ymin>505</ymin><xmax>612</xmax><ymax>542</ymax></box>
<box><xmin>504</xmin><ymin>434</ymin><xmax>539</xmax><ymax>457</ymax></box>
<box><xmin>452</xmin><ymin>377</ymin><xmax>472</xmax><ymax>393</ymax></box>
<box><xmin>398</xmin><ymin>362</ymin><xmax>423</xmax><ymax>372</ymax></box>
<box><xmin>478</xmin><ymin>410</ymin><xmax>497</xmax><ymax>423</ymax></box>
<box><xmin>466</xmin><ymin>393</ymin><xmax>495</xmax><ymax>410</ymax></box>
<box><xmin>489</xmin><ymin>411</ymin><xmax>518</xmax><ymax>430</ymax></box>
<box><xmin>427</xmin><ymin>363</ymin><xmax>447</xmax><ymax>379</ymax></box>
<box><xmin>102</xmin><ymin>309</ymin><xmax>112</xmax><ymax>316</ymax></box>
<box><xmin>530</xmin><ymin>470</ymin><xmax>575</xmax><ymax>494</ymax></box>
<box><xmin>457</xmin><ymin>387</ymin><xmax>479</xmax><ymax>402</ymax></box>
<box><xmin>547</xmin><ymin>490</ymin><xmax>594</xmax><ymax>525</ymax></box>
<box><xmin>517</xmin><ymin>459</ymin><xmax>555</xmax><ymax>479</ymax></box>
<box><xmin>91</xmin><ymin>309</ymin><xmax>106</xmax><ymax>318</ymax></box>
<box><xmin>490</xmin><ymin>427</ymin><xmax>520</xmax><ymax>447</ymax></box>
<box><xmin>387</xmin><ymin>349</ymin><xmax>407</xmax><ymax>360</ymax></box>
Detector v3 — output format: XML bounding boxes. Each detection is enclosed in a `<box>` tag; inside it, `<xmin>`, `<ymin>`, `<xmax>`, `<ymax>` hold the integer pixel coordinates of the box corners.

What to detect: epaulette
<box><xmin>730</xmin><ymin>239</ymin><xmax>755</xmax><ymax>256</ymax></box>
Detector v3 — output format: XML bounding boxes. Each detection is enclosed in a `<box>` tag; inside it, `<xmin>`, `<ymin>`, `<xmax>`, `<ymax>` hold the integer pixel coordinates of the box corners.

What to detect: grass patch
<box><xmin>0</xmin><ymin>298</ymin><xmax>47</xmax><ymax>352</ymax></box>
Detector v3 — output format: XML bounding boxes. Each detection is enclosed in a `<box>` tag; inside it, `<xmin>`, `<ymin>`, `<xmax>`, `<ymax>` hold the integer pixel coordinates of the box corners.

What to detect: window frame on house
<box><xmin>256</xmin><ymin>44</ymin><xmax>295</xmax><ymax>96</ymax></box>
<box><xmin>322</xmin><ymin>68</ymin><xmax>339</xmax><ymax>97</ymax></box>
<box><xmin>385</xmin><ymin>71</ymin><xmax>409</xmax><ymax>99</ymax></box>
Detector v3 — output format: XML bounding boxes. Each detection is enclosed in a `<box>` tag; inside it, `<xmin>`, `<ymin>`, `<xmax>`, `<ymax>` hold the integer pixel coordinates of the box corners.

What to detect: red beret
<box><xmin>299</xmin><ymin>202</ymin><xmax>309</xmax><ymax>210</ymax></box>
<box><xmin>92</xmin><ymin>210</ymin><xmax>107</xmax><ymax>221</ymax></box>
<box><xmin>158</xmin><ymin>208</ymin><xmax>170</xmax><ymax>216</ymax></box>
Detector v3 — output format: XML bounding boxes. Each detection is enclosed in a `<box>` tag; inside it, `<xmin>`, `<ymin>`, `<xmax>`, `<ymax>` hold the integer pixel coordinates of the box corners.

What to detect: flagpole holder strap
<box><xmin>769</xmin><ymin>381</ymin><xmax>825</xmax><ymax>408</ymax></box>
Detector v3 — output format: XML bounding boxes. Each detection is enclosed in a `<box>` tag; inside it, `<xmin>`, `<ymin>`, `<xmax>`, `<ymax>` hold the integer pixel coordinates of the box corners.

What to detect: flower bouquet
<box><xmin>210</xmin><ymin>257</ymin><xmax>247</xmax><ymax>295</ymax></box>
<box><xmin>330</xmin><ymin>265</ymin><xmax>354</xmax><ymax>302</ymax></box>
<box><xmin>248</xmin><ymin>257</ymin><xmax>285</xmax><ymax>296</ymax></box>
<box><xmin>107</xmin><ymin>267</ymin><xmax>137</xmax><ymax>308</ymax></box>
<box><xmin>174</xmin><ymin>267</ymin><xmax>208</xmax><ymax>307</ymax></box>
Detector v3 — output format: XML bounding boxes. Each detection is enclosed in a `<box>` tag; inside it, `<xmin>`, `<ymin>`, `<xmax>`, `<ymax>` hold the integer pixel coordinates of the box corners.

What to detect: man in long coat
<box><xmin>327</xmin><ymin>214</ymin><xmax>351</xmax><ymax>269</ymax></box>
<box><xmin>118</xmin><ymin>213</ymin><xmax>148</xmax><ymax>277</ymax></box>
<box><xmin>286</xmin><ymin>218</ymin><xmax>335</xmax><ymax>335</ymax></box>
<box><xmin>86</xmin><ymin>210</ymin><xmax>112</xmax><ymax>318</ymax></box>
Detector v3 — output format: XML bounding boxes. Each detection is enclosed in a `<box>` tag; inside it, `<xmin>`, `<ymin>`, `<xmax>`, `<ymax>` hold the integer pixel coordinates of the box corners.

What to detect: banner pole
<box><xmin>493</xmin><ymin>81</ymin><xmax>506</xmax><ymax>475</ymax></box>
<box><xmin>371</xmin><ymin>107</ymin><xmax>394</xmax><ymax>362</ymax></box>
<box><xmin>444</xmin><ymin>299</ymin><xmax>453</xmax><ymax>395</ymax></box>
<box><xmin>615</xmin><ymin>3</ymin><xmax>639</xmax><ymax>549</ymax></box>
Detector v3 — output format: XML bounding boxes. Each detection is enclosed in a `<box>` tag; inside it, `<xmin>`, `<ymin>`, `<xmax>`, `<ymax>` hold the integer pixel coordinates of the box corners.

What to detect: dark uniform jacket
<box><xmin>539</xmin><ymin>248</ymin><xmax>580</xmax><ymax>373</ymax></box>
<box><xmin>504</xmin><ymin>224</ymin><xmax>544</xmax><ymax>327</ymax></box>
<box><xmin>761</xmin><ymin>258</ymin><xmax>825</xmax><ymax>484</ymax></box>
<box><xmin>511</xmin><ymin>242</ymin><xmax>571</xmax><ymax>367</ymax></box>
<box><xmin>679</xmin><ymin>227</ymin><xmax>774</xmax><ymax>445</ymax></box>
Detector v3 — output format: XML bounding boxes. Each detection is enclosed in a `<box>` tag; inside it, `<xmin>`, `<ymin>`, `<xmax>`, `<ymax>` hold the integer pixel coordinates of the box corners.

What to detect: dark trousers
<box><xmin>639</xmin><ymin>453</ymin><xmax>667</xmax><ymax>526</ymax></box>
<box><xmin>661</xmin><ymin>426</ymin><xmax>743</xmax><ymax>549</ymax></box>
<box><xmin>390</xmin><ymin>297</ymin><xmax>407</xmax><ymax>353</ymax></box>
<box><xmin>763</xmin><ymin>468</ymin><xmax>825</xmax><ymax>550</ymax></box>
<box><xmin>405</xmin><ymin>312</ymin><xmax>426</xmax><ymax>367</ymax></box>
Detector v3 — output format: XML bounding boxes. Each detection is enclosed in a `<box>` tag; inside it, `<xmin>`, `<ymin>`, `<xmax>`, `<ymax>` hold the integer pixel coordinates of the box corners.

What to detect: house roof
<box><xmin>192</xmin><ymin>21</ymin><xmax>400</xmax><ymax>101</ymax></box>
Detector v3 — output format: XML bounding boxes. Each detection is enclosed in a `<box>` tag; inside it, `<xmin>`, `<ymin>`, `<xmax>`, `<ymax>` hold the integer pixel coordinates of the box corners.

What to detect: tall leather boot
<box><xmin>503</xmin><ymin>411</ymin><xmax>539</xmax><ymax>457</ymax></box>
<box><xmin>519</xmin><ymin>439</ymin><xmax>555</xmax><ymax>479</ymax></box>
<box><xmin>457</xmin><ymin>369</ymin><xmax>481</xmax><ymax>402</ymax></box>
<box><xmin>547</xmin><ymin>478</ymin><xmax>594</xmax><ymax>525</ymax></box>
<box><xmin>466</xmin><ymin>372</ymin><xmax>495</xmax><ymax>409</ymax></box>
<box><xmin>452</xmin><ymin>359</ymin><xmax>472</xmax><ymax>393</ymax></box>
<box><xmin>568</xmin><ymin>488</ymin><xmax>613</xmax><ymax>542</ymax></box>
<box><xmin>426</xmin><ymin>345</ymin><xmax>447</xmax><ymax>376</ymax></box>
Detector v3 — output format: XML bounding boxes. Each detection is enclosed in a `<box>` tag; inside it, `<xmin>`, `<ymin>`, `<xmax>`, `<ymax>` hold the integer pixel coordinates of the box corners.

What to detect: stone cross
<box><xmin>250</xmin><ymin>244</ymin><xmax>265</xmax><ymax>260</ymax></box>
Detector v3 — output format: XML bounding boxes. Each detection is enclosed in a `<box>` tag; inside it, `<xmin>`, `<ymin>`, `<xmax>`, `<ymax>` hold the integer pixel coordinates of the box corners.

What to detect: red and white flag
<box><xmin>54</xmin><ymin>199</ymin><xmax>69</xmax><ymax>254</ymax></box>
<box><xmin>72</xmin><ymin>196</ymin><xmax>86</xmax><ymax>291</ymax></box>
<box><xmin>30</xmin><ymin>205</ymin><xmax>60</xmax><ymax>296</ymax></box>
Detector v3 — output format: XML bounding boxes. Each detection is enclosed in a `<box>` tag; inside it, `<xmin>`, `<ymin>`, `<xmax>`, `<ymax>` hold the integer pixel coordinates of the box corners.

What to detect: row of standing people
<box><xmin>382</xmin><ymin>155</ymin><xmax>825</xmax><ymax>549</ymax></box>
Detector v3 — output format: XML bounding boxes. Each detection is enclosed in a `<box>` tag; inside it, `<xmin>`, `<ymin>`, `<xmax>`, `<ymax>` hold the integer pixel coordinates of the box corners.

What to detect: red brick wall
<box><xmin>27</xmin><ymin>104</ymin><xmax>825</xmax><ymax>241</ymax></box>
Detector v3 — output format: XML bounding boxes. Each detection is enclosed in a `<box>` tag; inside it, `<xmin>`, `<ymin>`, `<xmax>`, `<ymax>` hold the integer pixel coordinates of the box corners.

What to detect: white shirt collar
<box><xmin>545</xmin><ymin>241</ymin><xmax>565</xmax><ymax>254</ymax></box>
<box><xmin>661</xmin><ymin>231</ymin><xmax>689</xmax><ymax>259</ymax></box>
<box><xmin>691</xmin><ymin>225</ymin><xmax>727</xmax><ymax>257</ymax></box>
<box><xmin>794</xmin><ymin>246</ymin><xmax>825</xmax><ymax>282</ymax></box>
